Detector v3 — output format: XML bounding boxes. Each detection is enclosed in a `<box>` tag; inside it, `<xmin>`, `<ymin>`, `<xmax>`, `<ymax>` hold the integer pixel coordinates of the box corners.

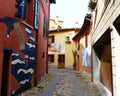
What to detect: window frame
<box><xmin>46</xmin><ymin>0</ymin><xmax>48</xmax><ymax>5</ymax></box>
<box><xmin>34</xmin><ymin>0</ymin><xmax>39</xmax><ymax>29</ymax></box>
<box><xmin>43</xmin><ymin>16</ymin><xmax>48</xmax><ymax>38</ymax></box>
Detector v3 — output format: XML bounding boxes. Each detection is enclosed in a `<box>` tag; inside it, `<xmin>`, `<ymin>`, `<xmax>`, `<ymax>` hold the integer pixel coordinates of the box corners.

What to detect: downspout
<box><xmin>33</xmin><ymin>0</ymin><xmax>39</xmax><ymax>86</ymax></box>
<box><xmin>46</xmin><ymin>2</ymin><xmax>51</xmax><ymax>74</ymax></box>
<box><xmin>34</xmin><ymin>29</ymin><xmax>38</xmax><ymax>86</ymax></box>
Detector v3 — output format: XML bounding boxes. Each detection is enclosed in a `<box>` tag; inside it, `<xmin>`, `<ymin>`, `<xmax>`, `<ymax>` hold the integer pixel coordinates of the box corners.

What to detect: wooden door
<box><xmin>58</xmin><ymin>55</ymin><xmax>65</xmax><ymax>68</ymax></box>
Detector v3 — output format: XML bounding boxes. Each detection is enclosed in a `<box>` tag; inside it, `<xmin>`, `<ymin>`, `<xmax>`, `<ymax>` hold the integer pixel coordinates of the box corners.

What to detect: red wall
<box><xmin>35</xmin><ymin>0</ymin><xmax>49</xmax><ymax>82</ymax></box>
<box><xmin>0</xmin><ymin>0</ymin><xmax>50</xmax><ymax>95</ymax></box>
<box><xmin>0</xmin><ymin>0</ymin><xmax>19</xmax><ymax>94</ymax></box>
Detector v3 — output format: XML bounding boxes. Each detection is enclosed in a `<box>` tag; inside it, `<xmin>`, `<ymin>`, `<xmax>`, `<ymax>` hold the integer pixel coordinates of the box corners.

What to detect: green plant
<box><xmin>72</xmin><ymin>50</ymin><xmax>77</xmax><ymax>67</ymax></box>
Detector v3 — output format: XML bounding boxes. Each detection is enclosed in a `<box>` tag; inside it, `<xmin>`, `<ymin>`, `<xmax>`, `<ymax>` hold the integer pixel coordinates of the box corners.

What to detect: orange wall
<box><xmin>75</xmin><ymin>25</ymin><xmax>91</xmax><ymax>73</ymax></box>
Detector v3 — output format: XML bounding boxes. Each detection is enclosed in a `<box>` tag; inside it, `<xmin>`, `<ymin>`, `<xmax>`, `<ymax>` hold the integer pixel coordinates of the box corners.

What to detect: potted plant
<box><xmin>72</xmin><ymin>50</ymin><xmax>77</xmax><ymax>70</ymax></box>
<box><xmin>65</xmin><ymin>36</ymin><xmax>71</xmax><ymax>44</ymax></box>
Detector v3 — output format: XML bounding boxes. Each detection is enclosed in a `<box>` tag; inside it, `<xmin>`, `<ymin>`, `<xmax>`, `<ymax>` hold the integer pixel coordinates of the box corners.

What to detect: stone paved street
<box><xmin>20</xmin><ymin>65</ymin><xmax>101</xmax><ymax>96</ymax></box>
<box><xmin>53</xmin><ymin>72</ymin><xmax>74</xmax><ymax>96</ymax></box>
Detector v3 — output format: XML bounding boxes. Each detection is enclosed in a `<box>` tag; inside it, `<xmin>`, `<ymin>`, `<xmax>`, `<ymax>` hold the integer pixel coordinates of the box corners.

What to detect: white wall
<box><xmin>92</xmin><ymin>49</ymin><xmax>100</xmax><ymax>82</ymax></box>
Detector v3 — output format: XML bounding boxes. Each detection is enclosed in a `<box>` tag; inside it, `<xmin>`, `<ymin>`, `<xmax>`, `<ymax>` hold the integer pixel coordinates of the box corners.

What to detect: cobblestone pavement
<box><xmin>20</xmin><ymin>65</ymin><xmax>101</xmax><ymax>96</ymax></box>
<box><xmin>53</xmin><ymin>72</ymin><xmax>75</xmax><ymax>96</ymax></box>
<box><xmin>74</xmin><ymin>71</ymin><xmax>101</xmax><ymax>96</ymax></box>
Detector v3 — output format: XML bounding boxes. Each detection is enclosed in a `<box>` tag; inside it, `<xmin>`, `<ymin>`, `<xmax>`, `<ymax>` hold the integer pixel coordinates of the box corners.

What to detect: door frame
<box><xmin>1</xmin><ymin>49</ymin><xmax>12</xmax><ymax>96</ymax></box>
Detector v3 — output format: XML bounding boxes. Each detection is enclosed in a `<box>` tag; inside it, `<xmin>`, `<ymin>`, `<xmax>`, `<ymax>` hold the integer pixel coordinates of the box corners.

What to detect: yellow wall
<box><xmin>48</xmin><ymin>30</ymin><xmax>77</xmax><ymax>67</ymax></box>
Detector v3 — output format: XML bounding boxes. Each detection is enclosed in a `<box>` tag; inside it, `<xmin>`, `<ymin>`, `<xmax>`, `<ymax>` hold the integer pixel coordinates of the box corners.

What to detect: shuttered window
<box><xmin>34</xmin><ymin>0</ymin><xmax>39</xmax><ymax>29</ymax></box>
<box><xmin>43</xmin><ymin>16</ymin><xmax>48</xmax><ymax>38</ymax></box>
<box><xmin>46</xmin><ymin>0</ymin><xmax>48</xmax><ymax>5</ymax></box>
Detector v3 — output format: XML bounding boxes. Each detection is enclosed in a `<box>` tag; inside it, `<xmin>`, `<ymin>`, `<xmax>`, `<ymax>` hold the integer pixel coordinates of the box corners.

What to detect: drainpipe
<box><xmin>34</xmin><ymin>29</ymin><xmax>38</xmax><ymax>86</ymax></box>
<box><xmin>46</xmin><ymin>2</ymin><xmax>51</xmax><ymax>74</ymax></box>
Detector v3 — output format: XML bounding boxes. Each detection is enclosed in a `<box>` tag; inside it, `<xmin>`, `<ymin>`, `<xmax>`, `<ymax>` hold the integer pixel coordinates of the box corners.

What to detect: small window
<box><xmin>48</xmin><ymin>55</ymin><xmax>54</xmax><ymax>62</ymax></box>
<box><xmin>34</xmin><ymin>0</ymin><xmax>39</xmax><ymax>29</ymax></box>
<box><xmin>42</xmin><ymin>52</ymin><xmax>45</xmax><ymax>58</ymax></box>
<box><xmin>46</xmin><ymin>0</ymin><xmax>48</xmax><ymax>5</ymax></box>
<box><xmin>48</xmin><ymin>36</ymin><xmax>54</xmax><ymax>43</ymax></box>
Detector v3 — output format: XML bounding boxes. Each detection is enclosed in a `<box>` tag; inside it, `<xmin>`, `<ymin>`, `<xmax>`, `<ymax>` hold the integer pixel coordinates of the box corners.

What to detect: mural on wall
<box><xmin>15</xmin><ymin>0</ymin><xmax>28</xmax><ymax>19</ymax></box>
<box><xmin>0</xmin><ymin>17</ymin><xmax>35</xmax><ymax>95</ymax></box>
<box><xmin>0</xmin><ymin>17</ymin><xmax>17</xmax><ymax>38</ymax></box>
<box><xmin>82</xmin><ymin>48</ymin><xmax>91</xmax><ymax>67</ymax></box>
<box><xmin>0</xmin><ymin>17</ymin><xmax>25</xmax><ymax>50</ymax></box>
<box><xmin>11</xmin><ymin>26</ymin><xmax>35</xmax><ymax>95</ymax></box>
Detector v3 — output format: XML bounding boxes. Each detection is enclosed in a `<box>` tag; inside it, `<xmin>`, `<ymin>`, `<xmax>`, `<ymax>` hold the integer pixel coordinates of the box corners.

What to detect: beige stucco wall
<box><xmin>92</xmin><ymin>0</ymin><xmax>120</xmax><ymax>96</ymax></box>
<box><xmin>48</xmin><ymin>30</ymin><xmax>77</xmax><ymax>67</ymax></box>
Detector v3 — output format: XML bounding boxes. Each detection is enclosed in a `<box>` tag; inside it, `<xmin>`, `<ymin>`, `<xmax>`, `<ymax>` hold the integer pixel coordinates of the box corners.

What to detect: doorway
<box><xmin>1</xmin><ymin>50</ymin><xmax>11</xmax><ymax>96</ymax></box>
<box><xmin>58</xmin><ymin>55</ymin><xmax>65</xmax><ymax>68</ymax></box>
<box><xmin>93</xmin><ymin>28</ymin><xmax>113</xmax><ymax>93</ymax></box>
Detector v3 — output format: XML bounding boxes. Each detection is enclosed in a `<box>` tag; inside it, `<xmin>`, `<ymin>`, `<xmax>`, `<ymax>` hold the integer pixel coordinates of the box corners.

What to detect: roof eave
<box><xmin>72</xmin><ymin>14</ymin><xmax>91</xmax><ymax>40</ymax></box>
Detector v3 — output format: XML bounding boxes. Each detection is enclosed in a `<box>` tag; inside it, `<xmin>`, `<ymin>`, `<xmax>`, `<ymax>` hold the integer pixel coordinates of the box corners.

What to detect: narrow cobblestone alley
<box><xmin>20</xmin><ymin>65</ymin><xmax>101</xmax><ymax>96</ymax></box>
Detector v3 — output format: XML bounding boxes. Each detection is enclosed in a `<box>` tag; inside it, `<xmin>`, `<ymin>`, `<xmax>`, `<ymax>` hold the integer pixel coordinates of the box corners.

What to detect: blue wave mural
<box><xmin>0</xmin><ymin>17</ymin><xmax>35</xmax><ymax>95</ymax></box>
<box><xmin>11</xmin><ymin>26</ymin><xmax>35</xmax><ymax>95</ymax></box>
<box><xmin>11</xmin><ymin>26</ymin><xmax>35</xmax><ymax>84</ymax></box>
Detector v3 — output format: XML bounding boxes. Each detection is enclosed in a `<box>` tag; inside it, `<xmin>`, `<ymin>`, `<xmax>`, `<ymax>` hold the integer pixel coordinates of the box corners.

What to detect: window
<box><xmin>46</xmin><ymin>0</ymin><xmax>48</xmax><ymax>5</ymax></box>
<box><xmin>48</xmin><ymin>55</ymin><xmax>54</xmax><ymax>62</ymax></box>
<box><xmin>43</xmin><ymin>16</ymin><xmax>48</xmax><ymax>38</ymax></box>
<box><xmin>48</xmin><ymin>36</ymin><xmax>54</xmax><ymax>43</ymax></box>
<box><xmin>34</xmin><ymin>0</ymin><xmax>39</xmax><ymax>29</ymax></box>
<box><xmin>48</xmin><ymin>36</ymin><xmax>54</xmax><ymax>47</ymax></box>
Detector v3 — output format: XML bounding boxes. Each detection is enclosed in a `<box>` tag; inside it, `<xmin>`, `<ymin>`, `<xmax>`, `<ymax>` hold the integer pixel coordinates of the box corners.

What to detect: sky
<box><xmin>50</xmin><ymin>0</ymin><xmax>90</xmax><ymax>28</ymax></box>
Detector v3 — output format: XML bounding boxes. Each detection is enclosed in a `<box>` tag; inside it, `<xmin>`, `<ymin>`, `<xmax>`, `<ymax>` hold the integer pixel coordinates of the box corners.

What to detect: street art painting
<box><xmin>11</xmin><ymin>26</ymin><xmax>35</xmax><ymax>95</ymax></box>
<box><xmin>82</xmin><ymin>48</ymin><xmax>91</xmax><ymax>67</ymax></box>
<box><xmin>0</xmin><ymin>17</ymin><xmax>35</xmax><ymax>95</ymax></box>
<box><xmin>0</xmin><ymin>17</ymin><xmax>17</xmax><ymax>38</ymax></box>
<box><xmin>15</xmin><ymin>0</ymin><xmax>28</xmax><ymax>19</ymax></box>
<box><xmin>0</xmin><ymin>17</ymin><xmax>25</xmax><ymax>50</ymax></box>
